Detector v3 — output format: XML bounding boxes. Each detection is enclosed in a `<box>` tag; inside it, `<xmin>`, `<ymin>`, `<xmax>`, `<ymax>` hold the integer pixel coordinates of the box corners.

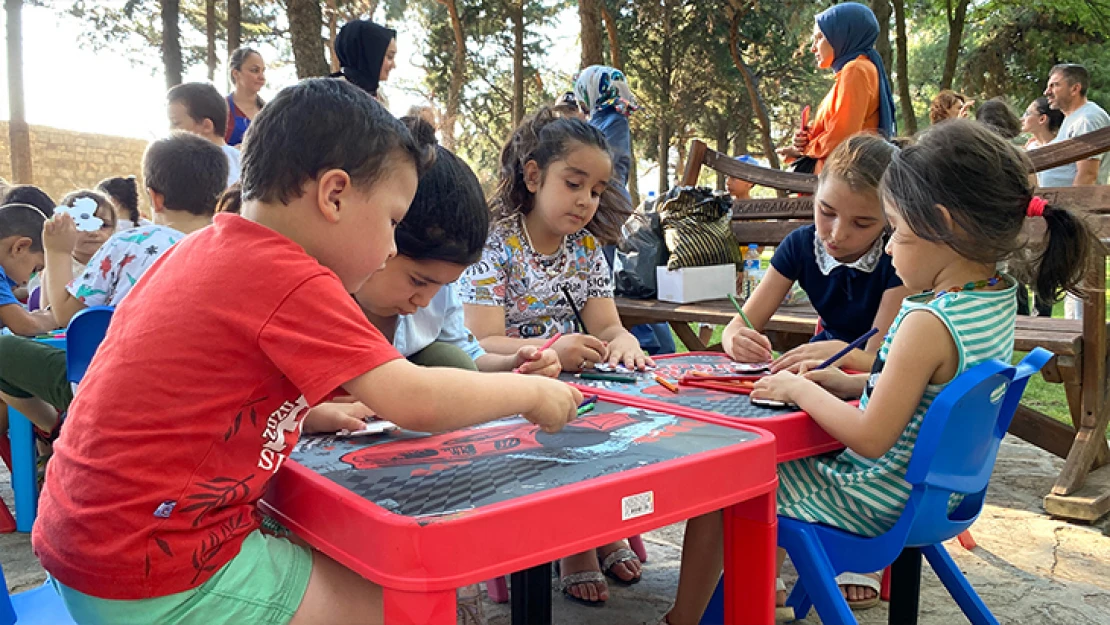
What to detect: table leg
<box><xmin>382</xmin><ymin>586</ymin><xmax>456</xmax><ymax>625</ymax></box>
<box><xmin>511</xmin><ymin>562</ymin><xmax>552</xmax><ymax>625</ymax></box>
<box><xmin>888</xmin><ymin>547</ymin><xmax>922</xmax><ymax>625</ymax></box>
<box><xmin>9</xmin><ymin>408</ymin><xmax>38</xmax><ymax>532</ymax></box>
<box><xmin>723</xmin><ymin>491</ymin><xmax>776</xmax><ymax>625</ymax></box>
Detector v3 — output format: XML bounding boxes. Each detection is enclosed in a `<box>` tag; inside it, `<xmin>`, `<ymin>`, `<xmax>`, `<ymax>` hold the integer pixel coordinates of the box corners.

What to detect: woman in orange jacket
<box><xmin>779</xmin><ymin>2</ymin><xmax>897</xmax><ymax>174</ymax></box>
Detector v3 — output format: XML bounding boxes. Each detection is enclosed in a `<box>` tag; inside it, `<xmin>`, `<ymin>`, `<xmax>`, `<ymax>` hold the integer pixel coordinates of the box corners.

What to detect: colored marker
<box><xmin>577</xmin><ymin>403</ymin><xmax>596</xmax><ymax>416</ymax></box>
<box><xmin>560</xmin><ymin>284</ymin><xmax>588</xmax><ymax>335</ymax></box>
<box><xmin>653</xmin><ymin>375</ymin><xmax>679</xmax><ymax>394</ymax></box>
<box><xmin>814</xmin><ymin>328</ymin><xmax>879</xmax><ymax>371</ymax></box>
<box><xmin>801</xmin><ymin>104</ymin><xmax>811</xmax><ymax>130</ymax></box>
<box><xmin>727</xmin><ymin>293</ymin><xmax>754</xmax><ymax>330</ymax></box>
<box><xmin>578</xmin><ymin>394</ymin><xmax>599</xmax><ymax>408</ymax></box>
<box><xmin>578</xmin><ymin>372</ymin><xmax>637</xmax><ymax>383</ymax></box>
<box><xmin>514</xmin><ymin>332</ymin><xmax>564</xmax><ymax>373</ymax></box>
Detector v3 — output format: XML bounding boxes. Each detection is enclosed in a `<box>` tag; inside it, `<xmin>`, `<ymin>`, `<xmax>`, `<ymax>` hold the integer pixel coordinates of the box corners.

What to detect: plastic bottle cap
<box><xmin>748</xmin><ymin>244</ymin><xmax>758</xmax><ymax>249</ymax></box>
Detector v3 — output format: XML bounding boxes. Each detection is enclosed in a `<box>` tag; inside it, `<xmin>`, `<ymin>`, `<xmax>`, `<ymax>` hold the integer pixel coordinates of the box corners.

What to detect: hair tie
<box><xmin>1027</xmin><ymin>196</ymin><xmax>1047</xmax><ymax>218</ymax></box>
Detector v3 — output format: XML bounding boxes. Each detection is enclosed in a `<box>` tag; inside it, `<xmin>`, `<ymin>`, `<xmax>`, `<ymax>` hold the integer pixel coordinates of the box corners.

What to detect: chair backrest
<box><xmin>0</xmin><ymin>562</ymin><xmax>16</xmax><ymax>625</ymax></box>
<box><xmin>65</xmin><ymin>306</ymin><xmax>114</xmax><ymax>385</ymax></box>
<box><xmin>900</xmin><ymin>349</ymin><xmax>1051</xmax><ymax>545</ymax></box>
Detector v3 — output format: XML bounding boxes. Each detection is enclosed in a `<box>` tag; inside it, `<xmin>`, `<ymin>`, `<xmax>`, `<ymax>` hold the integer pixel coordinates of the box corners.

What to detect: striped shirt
<box><xmin>777</xmin><ymin>276</ymin><xmax>1017</xmax><ymax>536</ymax></box>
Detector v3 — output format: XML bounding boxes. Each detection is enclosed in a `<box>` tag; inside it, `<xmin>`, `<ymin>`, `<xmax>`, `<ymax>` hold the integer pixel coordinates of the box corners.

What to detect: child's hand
<box><xmin>605</xmin><ymin>332</ymin><xmax>655</xmax><ymax>371</ymax></box>
<box><xmin>792</xmin><ymin>127</ymin><xmax>811</xmax><ymax>150</ymax></box>
<box><xmin>302</xmin><ymin>401</ymin><xmax>375</xmax><ymax>434</ymax></box>
<box><xmin>522</xmin><ymin>378</ymin><xmax>582</xmax><ymax>433</ymax></box>
<box><xmin>553</xmin><ymin>334</ymin><xmax>607</xmax><ymax>371</ymax></box>
<box><xmin>514</xmin><ymin>345</ymin><xmax>562</xmax><ymax>378</ymax></box>
<box><xmin>801</xmin><ymin>366</ymin><xmax>864</xmax><ymax>400</ymax></box>
<box><xmin>725</xmin><ymin>326</ymin><xmax>774</xmax><ymax>363</ymax></box>
<box><xmin>42</xmin><ymin>213</ymin><xmax>79</xmax><ymax>255</ymax></box>
<box><xmin>771</xmin><ymin>340</ymin><xmax>848</xmax><ymax>373</ymax></box>
<box><xmin>751</xmin><ymin>370</ymin><xmax>806</xmax><ymax>402</ymax></box>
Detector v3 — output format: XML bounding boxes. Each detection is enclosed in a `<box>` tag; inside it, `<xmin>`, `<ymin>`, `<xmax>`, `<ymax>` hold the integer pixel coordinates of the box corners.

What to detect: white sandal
<box><xmin>835</xmin><ymin>572</ymin><xmax>882</xmax><ymax>610</ymax></box>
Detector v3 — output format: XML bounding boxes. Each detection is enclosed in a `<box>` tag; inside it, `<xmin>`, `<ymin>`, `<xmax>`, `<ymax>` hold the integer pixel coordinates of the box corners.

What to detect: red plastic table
<box><xmin>261</xmin><ymin>398</ymin><xmax>779</xmax><ymax>625</ymax></box>
<box><xmin>565</xmin><ymin>353</ymin><xmax>843</xmax><ymax>461</ymax></box>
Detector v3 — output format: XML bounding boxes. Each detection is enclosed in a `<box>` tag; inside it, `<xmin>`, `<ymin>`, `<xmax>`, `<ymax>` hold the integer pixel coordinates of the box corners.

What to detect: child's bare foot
<box><xmin>597</xmin><ymin>540</ymin><xmax>642</xmax><ymax>584</ymax></box>
<box><xmin>559</xmin><ymin>550</ymin><xmax>608</xmax><ymax>604</ymax></box>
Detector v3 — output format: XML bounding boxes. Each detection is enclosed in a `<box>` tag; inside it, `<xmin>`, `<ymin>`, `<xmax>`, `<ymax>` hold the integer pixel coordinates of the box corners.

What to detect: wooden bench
<box><xmin>616</xmin><ymin>136</ymin><xmax>1110</xmax><ymax>521</ymax></box>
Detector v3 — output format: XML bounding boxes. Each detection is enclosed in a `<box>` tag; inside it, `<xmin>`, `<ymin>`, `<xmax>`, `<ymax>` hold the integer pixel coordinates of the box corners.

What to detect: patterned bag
<box><xmin>657</xmin><ymin>186</ymin><xmax>743</xmax><ymax>270</ymax></box>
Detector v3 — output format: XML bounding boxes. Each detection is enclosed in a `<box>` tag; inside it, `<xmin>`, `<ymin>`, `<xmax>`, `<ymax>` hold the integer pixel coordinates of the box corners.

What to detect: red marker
<box><xmin>514</xmin><ymin>332</ymin><xmax>563</xmax><ymax>373</ymax></box>
<box><xmin>800</xmin><ymin>105</ymin><xmax>811</xmax><ymax>130</ymax></box>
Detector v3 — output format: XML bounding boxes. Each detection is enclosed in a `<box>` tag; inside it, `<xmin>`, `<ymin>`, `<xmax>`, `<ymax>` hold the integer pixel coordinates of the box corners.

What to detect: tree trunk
<box><xmin>578</xmin><ymin>0</ymin><xmax>603</xmax><ymax>69</ymax></box>
<box><xmin>205</xmin><ymin>0</ymin><xmax>216</xmax><ymax>81</ymax></box>
<box><xmin>657</xmin><ymin>120</ymin><xmax>670</xmax><ymax>193</ymax></box>
<box><xmin>892</xmin><ymin>0</ymin><xmax>916</xmax><ymax>134</ymax></box>
<box><xmin>870</xmin><ymin>0</ymin><xmax>892</xmax><ymax>81</ymax></box>
<box><xmin>627</xmin><ymin>142</ymin><xmax>640</xmax><ymax>205</ymax></box>
<box><xmin>940</xmin><ymin>0</ymin><xmax>970</xmax><ymax>90</ymax></box>
<box><xmin>287</xmin><ymin>0</ymin><xmax>330</xmax><ymax>79</ymax></box>
<box><xmin>5</xmin><ymin>0</ymin><xmax>31</xmax><ymax>183</ymax></box>
<box><xmin>326</xmin><ymin>0</ymin><xmax>339</xmax><ymax>73</ymax></box>
<box><xmin>438</xmin><ymin>0</ymin><xmax>466</xmax><ymax>151</ymax></box>
<box><xmin>715</xmin><ymin>115</ymin><xmax>730</xmax><ymax>190</ymax></box>
<box><xmin>728</xmin><ymin>11</ymin><xmax>779</xmax><ymax>170</ymax></box>
<box><xmin>161</xmin><ymin>0</ymin><xmax>182</xmax><ymax>88</ymax></box>
<box><xmin>600</xmin><ymin>2</ymin><xmax>622</xmax><ymax>69</ymax></box>
<box><xmin>228</xmin><ymin>0</ymin><xmax>241</xmax><ymax>53</ymax></box>
<box><xmin>511</xmin><ymin>0</ymin><xmax>525</xmax><ymax>127</ymax></box>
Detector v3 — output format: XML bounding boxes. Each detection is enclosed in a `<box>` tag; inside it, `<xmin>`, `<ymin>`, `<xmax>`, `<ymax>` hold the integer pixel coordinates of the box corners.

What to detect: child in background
<box><xmin>353</xmin><ymin>116</ymin><xmax>560</xmax><ymax>377</ymax></box>
<box><xmin>1</xmin><ymin>185</ymin><xmax>54</xmax><ymax>217</ymax></box>
<box><xmin>168</xmin><ymin>82</ymin><xmax>242</xmax><ymax>187</ymax></box>
<box><xmin>0</xmin><ymin>132</ymin><xmax>228</xmax><ymax>438</ymax></box>
<box><xmin>662</xmin><ymin>119</ymin><xmax>1096</xmax><ymax>625</ymax></box>
<box><xmin>724</xmin><ymin>134</ymin><xmax>910</xmax><ymax>375</ymax></box>
<box><xmin>38</xmin><ymin>191</ymin><xmax>117</xmax><ymax>309</ymax></box>
<box><xmin>97</xmin><ymin>176</ymin><xmax>149</xmax><ymax>231</ymax></box>
<box><xmin>216</xmin><ymin>183</ymin><xmax>242</xmax><ymax>214</ymax></box>
<box><xmin>33</xmin><ymin>78</ymin><xmax>580</xmax><ymax>625</ymax></box>
<box><xmin>462</xmin><ymin>106</ymin><xmax>649</xmax><ymax>606</ymax></box>
<box><xmin>0</xmin><ymin>203</ymin><xmax>53</xmax><ymax>335</ymax></box>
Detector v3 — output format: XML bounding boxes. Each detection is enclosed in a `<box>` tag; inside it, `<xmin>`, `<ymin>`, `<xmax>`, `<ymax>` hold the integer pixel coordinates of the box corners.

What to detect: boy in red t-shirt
<box><xmin>33</xmin><ymin>78</ymin><xmax>582</xmax><ymax>625</ymax></box>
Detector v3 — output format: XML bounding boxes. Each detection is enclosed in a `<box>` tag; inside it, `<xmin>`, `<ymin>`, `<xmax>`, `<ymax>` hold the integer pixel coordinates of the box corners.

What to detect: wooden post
<box><xmin>681</xmin><ymin>140</ymin><xmax>707</xmax><ymax>187</ymax></box>
<box><xmin>6</xmin><ymin>0</ymin><xmax>32</xmax><ymax>183</ymax></box>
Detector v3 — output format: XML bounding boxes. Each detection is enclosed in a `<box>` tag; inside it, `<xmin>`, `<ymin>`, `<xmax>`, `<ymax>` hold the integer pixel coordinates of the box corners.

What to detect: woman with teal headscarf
<box><xmin>779</xmin><ymin>2</ymin><xmax>897</xmax><ymax>174</ymax></box>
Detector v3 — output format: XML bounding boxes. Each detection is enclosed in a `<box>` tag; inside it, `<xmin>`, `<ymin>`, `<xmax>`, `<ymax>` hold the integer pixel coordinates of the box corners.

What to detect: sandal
<box><xmin>456</xmin><ymin>584</ymin><xmax>485</xmax><ymax>625</ymax></box>
<box><xmin>559</xmin><ymin>570</ymin><xmax>608</xmax><ymax>607</ymax></box>
<box><xmin>599</xmin><ymin>547</ymin><xmax>641</xmax><ymax>586</ymax></box>
<box><xmin>775</xmin><ymin>577</ymin><xmax>796</xmax><ymax>622</ymax></box>
<box><xmin>836</xmin><ymin>572</ymin><xmax>882</xmax><ymax>610</ymax></box>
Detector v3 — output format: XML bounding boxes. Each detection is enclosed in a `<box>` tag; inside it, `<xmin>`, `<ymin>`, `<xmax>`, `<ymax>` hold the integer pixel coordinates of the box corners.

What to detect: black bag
<box><xmin>657</xmin><ymin>186</ymin><xmax>742</xmax><ymax>270</ymax></box>
<box><xmin>613</xmin><ymin>195</ymin><xmax>667</xmax><ymax>299</ymax></box>
<box><xmin>792</xmin><ymin>156</ymin><xmax>818</xmax><ymax>174</ymax></box>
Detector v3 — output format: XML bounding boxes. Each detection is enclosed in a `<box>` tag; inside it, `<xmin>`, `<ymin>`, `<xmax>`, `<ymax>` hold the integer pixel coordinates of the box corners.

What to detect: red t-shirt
<box><xmin>33</xmin><ymin>214</ymin><xmax>401</xmax><ymax>599</ymax></box>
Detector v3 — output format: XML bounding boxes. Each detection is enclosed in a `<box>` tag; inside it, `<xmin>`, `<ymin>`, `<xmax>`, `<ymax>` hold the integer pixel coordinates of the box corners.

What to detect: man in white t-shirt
<box><xmin>167</xmin><ymin>82</ymin><xmax>242</xmax><ymax>188</ymax></box>
<box><xmin>1042</xmin><ymin>64</ymin><xmax>1108</xmax><ymax>319</ymax></box>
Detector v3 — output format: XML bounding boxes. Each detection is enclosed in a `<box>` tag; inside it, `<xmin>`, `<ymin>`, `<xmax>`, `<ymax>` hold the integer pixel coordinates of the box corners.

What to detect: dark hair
<box><xmin>975</xmin><ymin>98</ymin><xmax>1022</xmax><ymax>140</ymax></box>
<box><xmin>1050</xmin><ymin>63</ymin><xmax>1089</xmax><ymax>97</ymax></box>
<box><xmin>96</xmin><ymin>176</ymin><xmax>141</xmax><ymax>226</ymax></box>
<box><xmin>881</xmin><ymin>119</ymin><xmax>1095</xmax><ymax>304</ymax></box>
<box><xmin>240</xmin><ymin>78</ymin><xmax>427</xmax><ymax>205</ymax></box>
<box><xmin>929</xmin><ymin>90</ymin><xmax>966</xmax><ymax>124</ymax></box>
<box><xmin>143</xmin><ymin>131</ymin><xmax>228</xmax><ymax>216</ymax></box>
<box><xmin>818</xmin><ymin>133</ymin><xmax>898</xmax><ymax>193</ymax></box>
<box><xmin>168</xmin><ymin>82</ymin><xmax>230</xmax><ymax>136</ymax></box>
<box><xmin>59</xmin><ymin>190</ymin><xmax>116</xmax><ymax>230</ymax></box>
<box><xmin>0</xmin><ymin>203</ymin><xmax>47</xmax><ymax>252</ymax></box>
<box><xmin>1031</xmin><ymin>96</ymin><xmax>1065</xmax><ymax>133</ymax></box>
<box><xmin>493</xmin><ymin>105</ymin><xmax>632</xmax><ymax>244</ymax></box>
<box><xmin>216</xmin><ymin>183</ymin><xmax>242</xmax><ymax>214</ymax></box>
<box><xmin>395</xmin><ymin>116</ymin><xmax>488</xmax><ymax>265</ymax></box>
<box><xmin>1</xmin><ymin>185</ymin><xmax>54</xmax><ymax>218</ymax></box>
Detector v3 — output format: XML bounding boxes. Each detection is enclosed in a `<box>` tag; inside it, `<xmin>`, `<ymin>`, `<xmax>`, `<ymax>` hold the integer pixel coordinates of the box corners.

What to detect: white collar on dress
<box><xmin>813</xmin><ymin>233</ymin><xmax>885</xmax><ymax>276</ymax></box>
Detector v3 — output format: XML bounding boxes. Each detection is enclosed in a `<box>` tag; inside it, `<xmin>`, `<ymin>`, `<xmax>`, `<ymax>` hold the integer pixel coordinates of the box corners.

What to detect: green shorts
<box><xmin>51</xmin><ymin>530</ymin><xmax>313</xmax><ymax>625</ymax></box>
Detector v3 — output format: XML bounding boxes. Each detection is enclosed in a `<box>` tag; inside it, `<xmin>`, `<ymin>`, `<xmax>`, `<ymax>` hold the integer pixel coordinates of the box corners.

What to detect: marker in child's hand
<box><xmin>800</xmin><ymin>105</ymin><xmax>811</xmax><ymax>130</ymax></box>
<box><xmin>578</xmin><ymin>394</ymin><xmax>599</xmax><ymax>408</ymax></box>
<box><xmin>577</xmin><ymin>402</ymin><xmax>596</xmax><ymax>416</ymax></box>
<box><xmin>727</xmin><ymin>293</ymin><xmax>754</xmax><ymax>330</ymax></box>
<box><xmin>813</xmin><ymin>328</ymin><xmax>878</xmax><ymax>371</ymax></box>
<box><xmin>514</xmin><ymin>332</ymin><xmax>563</xmax><ymax>373</ymax></box>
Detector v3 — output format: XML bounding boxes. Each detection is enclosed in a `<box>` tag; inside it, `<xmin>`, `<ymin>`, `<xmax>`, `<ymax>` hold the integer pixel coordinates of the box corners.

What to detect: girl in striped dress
<box><xmin>661</xmin><ymin>119</ymin><xmax>1097</xmax><ymax>625</ymax></box>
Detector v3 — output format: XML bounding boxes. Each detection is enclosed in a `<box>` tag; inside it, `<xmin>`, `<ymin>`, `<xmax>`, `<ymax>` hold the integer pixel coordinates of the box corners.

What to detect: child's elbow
<box><xmin>852</xmin><ymin>438</ymin><xmax>896</xmax><ymax>460</ymax></box>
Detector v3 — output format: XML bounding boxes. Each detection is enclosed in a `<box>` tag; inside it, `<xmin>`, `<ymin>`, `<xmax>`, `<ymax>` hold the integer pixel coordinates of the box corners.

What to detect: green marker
<box><xmin>727</xmin><ymin>293</ymin><xmax>755</xmax><ymax>330</ymax></box>
<box><xmin>577</xmin><ymin>402</ymin><xmax>596</xmax><ymax>416</ymax></box>
<box><xmin>578</xmin><ymin>372</ymin><xmax>638</xmax><ymax>383</ymax></box>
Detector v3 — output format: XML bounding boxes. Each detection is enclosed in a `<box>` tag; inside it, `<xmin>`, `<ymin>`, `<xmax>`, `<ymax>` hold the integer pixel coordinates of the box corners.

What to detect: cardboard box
<box><xmin>656</xmin><ymin>264</ymin><xmax>737</xmax><ymax>304</ymax></box>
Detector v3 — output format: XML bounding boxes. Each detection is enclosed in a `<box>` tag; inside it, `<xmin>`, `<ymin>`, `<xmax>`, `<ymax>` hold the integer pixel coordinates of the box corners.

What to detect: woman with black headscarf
<box><xmin>332</xmin><ymin>20</ymin><xmax>398</xmax><ymax>101</ymax></box>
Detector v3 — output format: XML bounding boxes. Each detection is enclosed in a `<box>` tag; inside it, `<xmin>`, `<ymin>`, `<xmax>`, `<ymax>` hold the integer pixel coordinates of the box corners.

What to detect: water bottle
<box><xmin>741</xmin><ymin>244</ymin><xmax>764</xmax><ymax>300</ymax></box>
<box><xmin>646</xmin><ymin>190</ymin><xmax>657</xmax><ymax>208</ymax></box>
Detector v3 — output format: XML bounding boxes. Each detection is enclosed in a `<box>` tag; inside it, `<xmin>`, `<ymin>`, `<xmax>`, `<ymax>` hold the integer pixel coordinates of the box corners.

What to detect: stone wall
<box><xmin>0</xmin><ymin>122</ymin><xmax>149</xmax><ymax>215</ymax></box>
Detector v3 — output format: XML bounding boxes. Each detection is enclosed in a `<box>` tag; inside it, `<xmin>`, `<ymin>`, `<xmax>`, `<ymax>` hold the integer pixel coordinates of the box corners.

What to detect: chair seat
<box><xmin>9</xmin><ymin>582</ymin><xmax>77</xmax><ymax>625</ymax></box>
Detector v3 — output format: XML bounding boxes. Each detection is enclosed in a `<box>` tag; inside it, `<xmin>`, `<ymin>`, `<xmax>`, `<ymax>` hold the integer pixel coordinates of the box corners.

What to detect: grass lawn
<box><xmin>667</xmin><ymin>263</ymin><xmax>1110</xmax><ymax>437</ymax></box>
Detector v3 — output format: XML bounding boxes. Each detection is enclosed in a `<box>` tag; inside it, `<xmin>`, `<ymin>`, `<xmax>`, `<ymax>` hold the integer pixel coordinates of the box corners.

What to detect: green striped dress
<box><xmin>777</xmin><ymin>276</ymin><xmax>1017</xmax><ymax>537</ymax></box>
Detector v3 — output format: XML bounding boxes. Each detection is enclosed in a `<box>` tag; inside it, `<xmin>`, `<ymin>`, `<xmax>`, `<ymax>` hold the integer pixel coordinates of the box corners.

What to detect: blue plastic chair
<box><xmin>701</xmin><ymin>348</ymin><xmax>1052</xmax><ymax>625</ymax></box>
<box><xmin>7</xmin><ymin>306</ymin><xmax>114</xmax><ymax>532</ymax></box>
<box><xmin>0</xmin><ymin>563</ymin><xmax>76</xmax><ymax>625</ymax></box>
<box><xmin>65</xmin><ymin>306</ymin><xmax>114</xmax><ymax>385</ymax></box>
